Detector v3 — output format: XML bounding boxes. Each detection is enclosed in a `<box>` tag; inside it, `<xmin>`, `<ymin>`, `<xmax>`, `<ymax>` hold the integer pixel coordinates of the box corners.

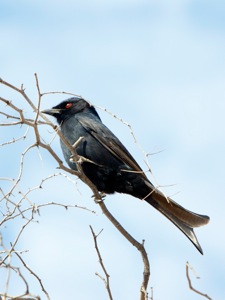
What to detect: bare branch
<box><xmin>40</xmin><ymin>90</ymin><xmax>82</xmax><ymax>98</ymax></box>
<box><xmin>186</xmin><ymin>262</ymin><xmax>212</xmax><ymax>300</ymax></box>
<box><xmin>97</xmin><ymin>201</ymin><xmax>150</xmax><ymax>300</ymax></box>
<box><xmin>0</xmin><ymin>214</ymin><xmax>34</xmax><ymax>266</ymax></box>
<box><xmin>90</xmin><ymin>226</ymin><xmax>113</xmax><ymax>300</ymax></box>
<box><xmin>0</xmin><ymin>75</ymin><xmax>151</xmax><ymax>299</ymax></box>
<box><xmin>15</xmin><ymin>252</ymin><xmax>50</xmax><ymax>300</ymax></box>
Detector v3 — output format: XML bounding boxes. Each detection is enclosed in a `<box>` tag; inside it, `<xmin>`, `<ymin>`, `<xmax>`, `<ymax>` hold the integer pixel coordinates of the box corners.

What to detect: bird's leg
<box><xmin>92</xmin><ymin>192</ymin><xmax>106</xmax><ymax>203</ymax></box>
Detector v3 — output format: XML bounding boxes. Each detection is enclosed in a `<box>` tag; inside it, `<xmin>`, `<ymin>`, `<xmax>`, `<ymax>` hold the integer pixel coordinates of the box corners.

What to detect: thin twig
<box><xmin>90</xmin><ymin>226</ymin><xmax>113</xmax><ymax>300</ymax></box>
<box><xmin>15</xmin><ymin>252</ymin><xmax>50</xmax><ymax>300</ymax></box>
<box><xmin>97</xmin><ymin>201</ymin><xmax>150</xmax><ymax>300</ymax></box>
<box><xmin>186</xmin><ymin>262</ymin><xmax>212</xmax><ymax>300</ymax></box>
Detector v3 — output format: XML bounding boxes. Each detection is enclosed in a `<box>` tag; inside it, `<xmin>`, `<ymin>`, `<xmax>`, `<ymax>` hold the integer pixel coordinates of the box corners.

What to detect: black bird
<box><xmin>42</xmin><ymin>97</ymin><xmax>209</xmax><ymax>254</ymax></box>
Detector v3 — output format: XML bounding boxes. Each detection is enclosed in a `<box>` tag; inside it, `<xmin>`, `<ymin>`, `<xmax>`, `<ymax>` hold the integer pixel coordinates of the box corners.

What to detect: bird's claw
<box><xmin>92</xmin><ymin>192</ymin><xmax>106</xmax><ymax>203</ymax></box>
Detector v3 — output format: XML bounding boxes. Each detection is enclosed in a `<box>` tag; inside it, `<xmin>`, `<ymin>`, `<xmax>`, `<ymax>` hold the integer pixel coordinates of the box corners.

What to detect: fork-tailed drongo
<box><xmin>42</xmin><ymin>97</ymin><xmax>209</xmax><ymax>254</ymax></box>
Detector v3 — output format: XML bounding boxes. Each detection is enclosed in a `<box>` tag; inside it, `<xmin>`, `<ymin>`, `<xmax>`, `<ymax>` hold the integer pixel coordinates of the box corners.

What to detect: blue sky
<box><xmin>1</xmin><ymin>0</ymin><xmax>225</xmax><ymax>299</ymax></box>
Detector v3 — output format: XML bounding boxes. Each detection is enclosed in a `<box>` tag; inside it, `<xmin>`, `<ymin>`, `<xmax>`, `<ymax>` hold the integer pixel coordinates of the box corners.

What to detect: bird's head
<box><xmin>41</xmin><ymin>97</ymin><xmax>100</xmax><ymax>124</ymax></box>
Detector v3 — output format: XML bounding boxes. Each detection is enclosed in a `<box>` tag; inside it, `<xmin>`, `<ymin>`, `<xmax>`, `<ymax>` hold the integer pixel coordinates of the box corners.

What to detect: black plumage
<box><xmin>42</xmin><ymin>97</ymin><xmax>209</xmax><ymax>254</ymax></box>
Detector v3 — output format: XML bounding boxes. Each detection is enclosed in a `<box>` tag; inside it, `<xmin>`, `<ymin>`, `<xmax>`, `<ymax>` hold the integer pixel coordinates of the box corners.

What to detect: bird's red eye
<box><xmin>65</xmin><ymin>103</ymin><xmax>72</xmax><ymax>109</ymax></box>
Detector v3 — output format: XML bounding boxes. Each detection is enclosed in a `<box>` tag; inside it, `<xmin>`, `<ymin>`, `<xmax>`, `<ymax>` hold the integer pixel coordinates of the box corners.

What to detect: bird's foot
<box><xmin>92</xmin><ymin>192</ymin><xmax>106</xmax><ymax>203</ymax></box>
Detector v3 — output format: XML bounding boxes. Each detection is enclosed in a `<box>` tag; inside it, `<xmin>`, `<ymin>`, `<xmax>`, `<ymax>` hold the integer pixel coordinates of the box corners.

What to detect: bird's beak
<box><xmin>41</xmin><ymin>108</ymin><xmax>61</xmax><ymax>116</ymax></box>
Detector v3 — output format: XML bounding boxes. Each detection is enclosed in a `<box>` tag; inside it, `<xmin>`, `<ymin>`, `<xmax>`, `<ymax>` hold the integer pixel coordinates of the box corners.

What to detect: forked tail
<box><xmin>144</xmin><ymin>181</ymin><xmax>210</xmax><ymax>254</ymax></box>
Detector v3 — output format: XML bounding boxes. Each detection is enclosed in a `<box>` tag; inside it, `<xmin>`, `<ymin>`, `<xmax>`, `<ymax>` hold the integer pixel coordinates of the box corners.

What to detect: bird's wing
<box><xmin>78</xmin><ymin>117</ymin><xmax>147</xmax><ymax>178</ymax></box>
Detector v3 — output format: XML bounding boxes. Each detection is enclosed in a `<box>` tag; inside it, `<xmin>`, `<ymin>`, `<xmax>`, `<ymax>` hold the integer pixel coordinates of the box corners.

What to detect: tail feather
<box><xmin>144</xmin><ymin>182</ymin><xmax>210</xmax><ymax>254</ymax></box>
